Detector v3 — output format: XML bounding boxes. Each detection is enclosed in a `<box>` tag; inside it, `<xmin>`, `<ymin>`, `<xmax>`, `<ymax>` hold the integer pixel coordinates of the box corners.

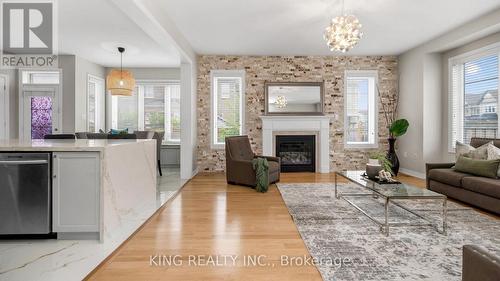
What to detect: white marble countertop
<box><xmin>0</xmin><ymin>139</ymin><xmax>155</xmax><ymax>152</ymax></box>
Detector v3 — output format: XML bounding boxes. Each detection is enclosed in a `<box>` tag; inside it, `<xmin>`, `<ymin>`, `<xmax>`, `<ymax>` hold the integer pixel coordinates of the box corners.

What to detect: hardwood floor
<box><xmin>85</xmin><ymin>172</ymin><xmax>492</xmax><ymax>280</ymax></box>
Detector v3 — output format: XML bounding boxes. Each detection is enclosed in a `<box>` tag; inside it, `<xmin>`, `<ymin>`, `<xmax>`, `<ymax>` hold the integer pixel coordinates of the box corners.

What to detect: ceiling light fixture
<box><xmin>107</xmin><ymin>47</ymin><xmax>136</xmax><ymax>96</ymax></box>
<box><xmin>323</xmin><ymin>0</ymin><xmax>363</xmax><ymax>53</ymax></box>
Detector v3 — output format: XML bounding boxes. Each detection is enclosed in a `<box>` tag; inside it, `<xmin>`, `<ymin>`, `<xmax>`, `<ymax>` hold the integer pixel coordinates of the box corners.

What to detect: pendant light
<box><xmin>107</xmin><ymin>47</ymin><xmax>135</xmax><ymax>96</ymax></box>
<box><xmin>323</xmin><ymin>0</ymin><xmax>363</xmax><ymax>53</ymax></box>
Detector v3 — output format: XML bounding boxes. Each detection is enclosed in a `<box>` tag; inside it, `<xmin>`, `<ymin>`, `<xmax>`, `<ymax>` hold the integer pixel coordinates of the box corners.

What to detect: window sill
<box><xmin>162</xmin><ymin>143</ymin><xmax>180</xmax><ymax>148</ymax></box>
<box><xmin>210</xmin><ymin>143</ymin><xmax>225</xmax><ymax>150</ymax></box>
<box><xmin>344</xmin><ymin>143</ymin><xmax>379</xmax><ymax>150</ymax></box>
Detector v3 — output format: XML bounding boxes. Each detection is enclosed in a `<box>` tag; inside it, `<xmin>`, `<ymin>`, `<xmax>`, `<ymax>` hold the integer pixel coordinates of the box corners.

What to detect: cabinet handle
<box><xmin>53</xmin><ymin>174</ymin><xmax>57</xmax><ymax>178</ymax></box>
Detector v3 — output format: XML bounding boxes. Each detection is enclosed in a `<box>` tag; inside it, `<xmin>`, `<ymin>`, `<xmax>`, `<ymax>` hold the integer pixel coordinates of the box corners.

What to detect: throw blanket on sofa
<box><xmin>252</xmin><ymin>157</ymin><xmax>269</xmax><ymax>193</ymax></box>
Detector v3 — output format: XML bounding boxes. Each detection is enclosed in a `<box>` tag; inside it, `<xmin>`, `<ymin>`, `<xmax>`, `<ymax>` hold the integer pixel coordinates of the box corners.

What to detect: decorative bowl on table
<box><xmin>366</xmin><ymin>159</ymin><xmax>383</xmax><ymax>180</ymax></box>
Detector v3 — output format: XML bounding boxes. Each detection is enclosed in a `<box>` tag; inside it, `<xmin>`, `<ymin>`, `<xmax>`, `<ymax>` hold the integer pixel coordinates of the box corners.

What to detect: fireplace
<box><xmin>275</xmin><ymin>135</ymin><xmax>315</xmax><ymax>172</ymax></box>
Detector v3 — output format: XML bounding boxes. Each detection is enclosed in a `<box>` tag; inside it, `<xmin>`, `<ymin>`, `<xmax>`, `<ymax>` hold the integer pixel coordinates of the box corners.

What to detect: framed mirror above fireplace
<box><xmin>264</xmin><ymin>82</ymin><xmax>324</xmax><ymax>115</ymax></box>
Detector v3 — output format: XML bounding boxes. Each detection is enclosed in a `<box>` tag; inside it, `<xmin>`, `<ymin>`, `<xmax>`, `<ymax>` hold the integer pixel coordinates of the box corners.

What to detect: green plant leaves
<box><xmin>389</xmin><ymin>119</ymin><xmax>409</xmax><ymax>137</ymax></box>
<box><xmin>368</xmin><ymin>151</ymin><xmax>393</xmax><ymax>174</ymax></box>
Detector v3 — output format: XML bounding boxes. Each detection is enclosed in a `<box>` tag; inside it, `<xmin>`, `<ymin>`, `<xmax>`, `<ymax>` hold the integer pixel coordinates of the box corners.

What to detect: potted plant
<box><xmin>366</xmin><ymin>151</ymin><xmax>392</xmax><ymax>179</ymax></box>
<box><xmin>378</xmin><ymin>87</ymin><xmax>409</xmax><ymax>175</ymax></box>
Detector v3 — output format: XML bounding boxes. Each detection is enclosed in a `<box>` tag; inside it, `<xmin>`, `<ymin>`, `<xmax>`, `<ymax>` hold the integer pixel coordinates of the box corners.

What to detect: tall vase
<box><xmin>387</xmin><ymin>137</ymin><xmax>400</xmax><ymax>176</ymax></box>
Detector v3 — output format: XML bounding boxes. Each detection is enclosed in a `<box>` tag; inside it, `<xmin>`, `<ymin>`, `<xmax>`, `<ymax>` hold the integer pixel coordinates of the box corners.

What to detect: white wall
<box><xmin>59</xmin><ymin>55</ymin><xmax>76</xmax><ymax>133</ymax></box>
<box><xmin>0</xmin><ymin>69</ymin><xmax>18</xmax><ymax>138</ymax></box>
<box><xmin>398</xmin><ymin>8</ymin><xmax>500</xmax><ymax>176</ymax></box>
<box><xmin>398</xmin><ymin>51</ymin><xmax>424</xmax><ymax>174</ymax></box>
<box><xmin>422</xmin><ymin>53</ymin><xmax>443</xmax><ymax>165</ymax></box>
<box><xmin>75</xmin><ymin>57</ymin><xmax>106</xmax><ymax>132</ymax></box>
<box><xmin>114</xmin><ymin>67</ymin><xmax>180</xmax><ymax>80</ymax></box>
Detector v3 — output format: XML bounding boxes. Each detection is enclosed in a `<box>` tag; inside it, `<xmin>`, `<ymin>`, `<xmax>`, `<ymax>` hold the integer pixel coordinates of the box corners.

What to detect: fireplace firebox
<box><xmin>275</xmin><ymin>135</ymin><xmax>315</xmax><ymax>172</ymax></box>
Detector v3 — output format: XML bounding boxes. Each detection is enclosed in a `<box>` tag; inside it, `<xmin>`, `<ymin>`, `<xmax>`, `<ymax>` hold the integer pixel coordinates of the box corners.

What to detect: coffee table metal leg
<box><xmin>385</xmin><ymin>198</ymin><xmax>389</xmax><ymax>236</ymax></box>
<box><xmin>442</xmin><ymin>198</ymin><xmax>447</xmax><ymax>235</ymax></box>
<box><xmin>335</xmin><ymin>173</ymin><xmax>339</xmax><ymax>199</ymax></box>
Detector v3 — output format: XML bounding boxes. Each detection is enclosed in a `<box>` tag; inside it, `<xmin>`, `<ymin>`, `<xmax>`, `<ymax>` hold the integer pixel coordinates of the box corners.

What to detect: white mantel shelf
<box><xmin>260</xmin><ymin>115</ymin><xmax>331</xmax><ymax>173</ymax></box>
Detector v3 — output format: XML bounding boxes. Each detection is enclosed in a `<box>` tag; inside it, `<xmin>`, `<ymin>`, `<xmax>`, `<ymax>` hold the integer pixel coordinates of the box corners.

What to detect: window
<box><xmin>210</xmin><ymin>70</ymin><xmax>245</xmax><ymax>148</ymax></box>
<box><xmin>344</xmin><ymin>70</ymin><xmax>378</xmax><ymax>148</ymax></box>
<box><xmin>449</xmin><ymin>46</ymin><xmax>500</xmax><ymax>150</ymax></box>
<box><xmin>111</xmin><ymin>81</ymin><xmax>181</xmax><ymax>143</ymax></box>
<box><xmin>87</xmin><ymin>75</ymin><xmax>105</xmax><ymax>132</ymax></box>
<box><xmin>21</xmin><ymin>71</ymin><xmax>60</xmax><ymax>84</ymax></box>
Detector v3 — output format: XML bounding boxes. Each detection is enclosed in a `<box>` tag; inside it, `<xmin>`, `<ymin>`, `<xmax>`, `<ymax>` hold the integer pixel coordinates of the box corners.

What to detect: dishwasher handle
<box><xmin>0</xmin><ymin>159</ymin><xmax>49</xmax><ymax>165</ymax></box>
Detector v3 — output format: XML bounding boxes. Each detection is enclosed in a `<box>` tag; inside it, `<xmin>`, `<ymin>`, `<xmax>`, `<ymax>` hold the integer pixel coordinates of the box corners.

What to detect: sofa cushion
<box><xmin>428</xmin><ymin>168</ymin><xmax>471</xmax><ymax>187</ymax></box>
<box><xmin>456</xmin><ymin>141</ymin><xmax>491</xmax><ymax>160</ymax></box>
<box><xmin>462</xmin><ymin>177</ymin><xmax>500</xmax><ymax>199</ymax></box>
<box><xmin>454</xmin><ymin>156</ymin><xmax>500</xmax><ymax>179</ymax></box>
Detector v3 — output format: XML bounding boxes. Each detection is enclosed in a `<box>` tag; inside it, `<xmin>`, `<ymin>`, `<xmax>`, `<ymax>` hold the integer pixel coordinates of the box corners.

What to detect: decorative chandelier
<box><xmin>107</xmin><ymin>47</ymin><xmax>136</xmax><ymax>96</ymax></box>
<box><xmin>323</xmin><ymin>0</ymin><xmax>363</xmax><ymax>53</ymax></box>
<box><xmin>275</xmin><ymin>95</ymin><xmax>287</xmax><ymax>108</ymax></box>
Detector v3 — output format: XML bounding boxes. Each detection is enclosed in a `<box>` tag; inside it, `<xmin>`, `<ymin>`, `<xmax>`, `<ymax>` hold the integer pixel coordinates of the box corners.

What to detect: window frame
<box><xmin>210</xmin><ymin>70</ymin><xmax>246</xmax><ymax>150</ymax></box>
<box><xmin>343</xmin><ymin>70</ymin><xmax>379</xmax><ymax>149</ymax></box>
<box><xmin>18</xmin><ymin>69</ymin><xmax>63</xmax><ymax>140</ymax></box>
<box><xmin>87</xmin><ymin>74</ymin><xmax>105</xmax><ymax>133</ymax></box>
<box><xmin>110</xmin><ymin>79</ymin><xmax>181</xmax><ymax>145</ymax></box>
<box><xmin>448</xmin><ymin>43</ymin><xmax>500</xmax><ymax>152</ymax></box>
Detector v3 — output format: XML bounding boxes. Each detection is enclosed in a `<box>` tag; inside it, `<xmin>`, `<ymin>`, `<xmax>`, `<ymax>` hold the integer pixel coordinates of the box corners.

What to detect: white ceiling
<box><xmin>157</xmin><ymin>0</ymin><xmax>500</xmax><ymax>56</ymax></box>
<box><xmin>58</xmin><ymin>0</ymin><xmax>181</xmax><ymax>67</ymax></box>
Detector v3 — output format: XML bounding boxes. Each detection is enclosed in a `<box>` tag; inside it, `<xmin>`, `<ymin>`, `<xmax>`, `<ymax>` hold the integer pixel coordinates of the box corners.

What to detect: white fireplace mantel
<box><xmin>260</xmin><ymin>115</ymin><xmax>331</xmax><ymax>173</ymax></box>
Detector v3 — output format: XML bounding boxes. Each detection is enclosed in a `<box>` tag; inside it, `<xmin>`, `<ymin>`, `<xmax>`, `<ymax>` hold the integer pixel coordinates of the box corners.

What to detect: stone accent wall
<box><xmin>197</xmin><ymin>55</ymin><xmax>398</xmax><ymax>172</ymax></box>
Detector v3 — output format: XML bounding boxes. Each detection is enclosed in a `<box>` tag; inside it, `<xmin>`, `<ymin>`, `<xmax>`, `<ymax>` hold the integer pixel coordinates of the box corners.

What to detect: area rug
<box><xmin>277</xmin><ymin>182</ymin><xmax>500</xmax><ymax>281</ymax></box>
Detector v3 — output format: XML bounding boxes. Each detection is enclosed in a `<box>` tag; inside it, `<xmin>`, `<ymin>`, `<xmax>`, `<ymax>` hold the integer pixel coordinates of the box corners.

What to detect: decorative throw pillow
<box><xmin>455</xmin><ymin>141</ymin><xmax>491</xmax><ymax>160</ymax></box>
<box><xmin>454</xmin><ymin>156</ymin><xmax>500</xmax><ymax>179</ymax></box>
<box><xmin>110</xmin><ymin>128</ymin><xmax>128</xmax><ymax>135</ymax></box>
<box><xmin>486</xmin><ymin>143</ymin><xmax>500</xmax><ymax>177</ymax></box>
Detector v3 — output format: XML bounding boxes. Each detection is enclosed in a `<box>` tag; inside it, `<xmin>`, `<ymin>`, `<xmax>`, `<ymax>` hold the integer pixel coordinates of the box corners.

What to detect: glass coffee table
<box><xmin>335</xmin><ymin>171</ymin><xmax>447</xmax><ymax>236</ymax></box>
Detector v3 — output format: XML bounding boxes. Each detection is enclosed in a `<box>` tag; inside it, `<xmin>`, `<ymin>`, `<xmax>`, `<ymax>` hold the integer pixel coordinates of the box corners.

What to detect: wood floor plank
<box><xmin>85</xmin><ymin>172</ymin><xmax>496</xmax><ymax>280</ymax></box>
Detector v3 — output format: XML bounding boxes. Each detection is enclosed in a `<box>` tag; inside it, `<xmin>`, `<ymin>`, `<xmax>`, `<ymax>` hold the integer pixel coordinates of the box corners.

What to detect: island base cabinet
<box><xmin>52</xmin><ymin>152</ymin><xmax>100</xmax><ymax>236</ymax></box>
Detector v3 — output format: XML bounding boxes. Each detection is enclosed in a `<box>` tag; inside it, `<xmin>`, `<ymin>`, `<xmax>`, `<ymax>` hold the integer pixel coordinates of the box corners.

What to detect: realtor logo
<box><xmin>1</xmin><ymin>1</ymin><xmax>57</xmax><ymax>68</ymax></box>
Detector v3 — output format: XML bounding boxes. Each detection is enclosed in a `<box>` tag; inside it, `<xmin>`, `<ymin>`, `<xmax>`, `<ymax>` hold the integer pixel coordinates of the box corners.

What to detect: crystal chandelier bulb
<box><xmin>324</xmin><ymin>14</ymin><xmax>363</xmax><ymax>53</ymax></box>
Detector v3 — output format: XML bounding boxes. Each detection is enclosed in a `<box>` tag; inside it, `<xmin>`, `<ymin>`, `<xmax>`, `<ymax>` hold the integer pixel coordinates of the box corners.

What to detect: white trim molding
<box><xmin>260</xmin><ymin>115</ymin><xmax>331</xmax><ymax>173</ymax></box>
<box><xmin>399</xmin><ymin>168</ymin><xmax>426</xmax><ymax>179</ymax></box>
<box><xmin>343</xmin><ymin>70</ymin><xmax>379</xmax><ymax>149</ymax></box>
<box><xmin>210</xmin><ymin>69</ymin><xmax>246</xmax><ymax>150</ymax></box>
<box><xmin>0</xmin><ymin>74</ymin><xmax>9</xmax><ymax>140</ymax></box>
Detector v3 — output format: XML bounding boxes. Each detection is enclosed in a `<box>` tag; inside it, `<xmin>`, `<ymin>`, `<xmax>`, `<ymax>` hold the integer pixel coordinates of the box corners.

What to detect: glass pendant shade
<box><xmin>107</xmin><ymin>69</ymin><xmax>135</xmax><ymax>96</ymax></box>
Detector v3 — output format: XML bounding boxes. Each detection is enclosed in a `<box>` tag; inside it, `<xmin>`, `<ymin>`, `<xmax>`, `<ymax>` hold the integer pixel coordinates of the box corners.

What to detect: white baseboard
<box><xmin>399</xmin><ymin>168</ymin><xmax>426</xmax><ymax>179</ymax></box>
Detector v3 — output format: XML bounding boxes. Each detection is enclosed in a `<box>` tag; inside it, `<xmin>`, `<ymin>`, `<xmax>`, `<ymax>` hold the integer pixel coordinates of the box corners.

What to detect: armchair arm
<box><xmin>463</xmin><ymin>245</ymin><xmax>500</xmax><ymax>281</ymax></box>
<box><xmin>255</xmin><ymin>155</ymin><xmax>281</xmax><ymax>164</ymax></box>
<box><xmin>226</xmin><ymin>159</ymin><xmax>256</xmax><ymax>187</ymax></box>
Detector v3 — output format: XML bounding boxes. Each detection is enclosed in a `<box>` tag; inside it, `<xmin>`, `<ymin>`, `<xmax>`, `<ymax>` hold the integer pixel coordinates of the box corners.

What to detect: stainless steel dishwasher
<box><xmin>0</xmin><ymin>153</ymin><xmax>51</xmax><ymax>235</ymax></box>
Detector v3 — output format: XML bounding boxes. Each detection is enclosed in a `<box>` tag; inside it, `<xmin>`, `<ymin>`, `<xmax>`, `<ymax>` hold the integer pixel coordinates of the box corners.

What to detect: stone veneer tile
<box><xmin>197</xmin><ymin>55</ymin><xmax>398</xmax><ymax>172</ymax></box>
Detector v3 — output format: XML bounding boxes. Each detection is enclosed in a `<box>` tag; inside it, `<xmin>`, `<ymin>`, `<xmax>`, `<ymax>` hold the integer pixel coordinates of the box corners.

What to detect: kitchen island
<box><xmin>0</xmin><ymin>139</ymin><xmax>157</xmax><ymax>241</ymax></box>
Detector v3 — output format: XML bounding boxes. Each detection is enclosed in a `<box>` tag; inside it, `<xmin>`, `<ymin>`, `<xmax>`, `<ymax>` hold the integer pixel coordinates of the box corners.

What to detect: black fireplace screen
<box><xmin>276</xmin><ymin>135</ymin><xmax>315</xmax><ymax>172</ymax></box>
